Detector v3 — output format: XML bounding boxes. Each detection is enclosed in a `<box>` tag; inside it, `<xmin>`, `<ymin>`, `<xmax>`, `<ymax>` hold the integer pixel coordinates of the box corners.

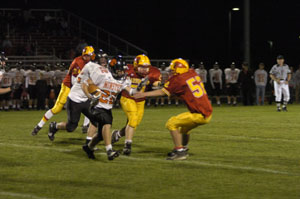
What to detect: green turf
<box><xmin>0</xmin><ymin>104</ymin><xmax>300</xmax><ymax>199</ymax></box>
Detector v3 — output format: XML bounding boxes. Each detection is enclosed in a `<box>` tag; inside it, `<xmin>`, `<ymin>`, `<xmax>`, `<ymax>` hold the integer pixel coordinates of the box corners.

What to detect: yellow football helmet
<box><xmin>82</xmin><ymin>46</ymin><xmax>95</xmax><ymax>60</ymax></box>
<box><xmin>169</xmin><ymin>58</ymin><xmax>189</xmax><ymax>74</ymax></box>
<box><xmin>133</xmin><ymin>54</ymin><xmax>151</xmax><ymax>68</ymax></box>
<box><xmin>133</xmin><ymin>54</ymin><xmax>151</xmax><ymax>77</ymax></box>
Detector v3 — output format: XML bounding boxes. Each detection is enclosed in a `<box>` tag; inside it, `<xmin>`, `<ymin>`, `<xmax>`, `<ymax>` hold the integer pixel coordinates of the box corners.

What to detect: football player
<box><xmin>0</xmin><ymin>52</ymin><xmax>11</xmax><ymax>95</ymax></box>
<box><xmin>31</xmin><ymin>46</ymin><xmax>95</xmax><ymax>135</ymax></box>
<box><xmin>80</xmin><ymin>57</ymin><xmax>135</xmax><ymax>160</ymax></box>
<box><xmin>209</xmin><ymin>62</ymin><xmax>223</xmax><ymax>106</ymax></box>
<box><xmin>111</xmin><ymin>54</ymin><xmax>161</xmax><ymax>155</ymax></box>
<box><xmin>133</xmin><ymin>58</ymin><xmax>213</xmax><ymax>160</ymax></box>
<box><xmin>224</xmin><ymin>62</ymin><xmax>240</xmax><ymax>105</ymax></box>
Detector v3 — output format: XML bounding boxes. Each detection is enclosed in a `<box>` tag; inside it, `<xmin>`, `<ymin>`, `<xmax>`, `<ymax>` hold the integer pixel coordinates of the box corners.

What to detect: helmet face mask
<box><xmin>109</xmin><ymin>56</ymin><xmax>126</xmax><ymax>80</ymax></box>
<box><xmin>133</xmin><ymin>54</ymin><xmax>151</xmax><ymax>77</ymax></box>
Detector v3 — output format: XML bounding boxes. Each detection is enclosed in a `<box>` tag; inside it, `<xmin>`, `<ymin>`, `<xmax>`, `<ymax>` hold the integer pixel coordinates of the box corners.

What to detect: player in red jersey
<box><xmin>134</xmin><ymin>58</ymin><xmax>213</xmax><ymax>160</ymax></box>
<box><xmin>31</xmin><ymin>46</ymin><xmax>95</xmax><ymax>136</ymax></box>
<box><xmin>111</xmin><ymin>54</ymin><xmax>161</xmax><ymax>155</ymax></box>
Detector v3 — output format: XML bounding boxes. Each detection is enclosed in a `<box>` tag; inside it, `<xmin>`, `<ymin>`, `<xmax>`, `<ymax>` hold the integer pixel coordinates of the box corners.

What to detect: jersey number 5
<box><xmin>186</xmin><ymin>76</ymin><xmax>206</xmax><ymax>98</ymax></box>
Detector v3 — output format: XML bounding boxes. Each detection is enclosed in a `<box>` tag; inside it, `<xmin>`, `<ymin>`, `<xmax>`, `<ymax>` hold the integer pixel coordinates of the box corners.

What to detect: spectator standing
<box><xmin>238</xmin><ymin>62</ymin><xmax>254</xmax><ymax>106</ymax></box>
<box><xmin>254</xmin><ymin>63</ymin><xmax>268</xmax><ymax>105</ymax></box>
<box><xmin>209</xmin><ymin>62</ymin><xmax>223</xmax><ymax>106</ymax></box>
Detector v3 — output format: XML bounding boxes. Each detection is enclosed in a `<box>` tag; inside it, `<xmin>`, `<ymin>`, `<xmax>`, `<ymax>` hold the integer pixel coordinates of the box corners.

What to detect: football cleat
<box><xmin>111</xmin><ymin>130</ymin><xmax>121</xmax><ymax>144</ymax></box>
<box><xmin>82</xmin><ymin>145</ymin><xmax>95</xmax><ymax>159</ymax></box>
<box><xmin>107</xmin><ymin>149</ymin><xmax>120</xmax><ymax>161</ymax></box>
<box><xmin>167</xmin><ymin>147</ymin><xmax>189</xmax><ymax>157</ymax></box>
<box><xmin>282</xmin><ymin>107</ymin><xmax>288</xmax><ymax>112</ymax></box>
<box><xmin>48</xmin><ymin>122</ymin><xmax>58</xmax><ymax>141</ymax></box>
<box><xmin>277</xmin><ymin>107</ymin><xmax>281</xmax><ymax>112</ymax></box>
<box><xmin>166</xmin><ymin>150</ymin><xmax>189</xmax><ymax>160</ymax></box>
<box><xmin>31</xmin><ymin>125</ymin><xmax>42</xmax><ymax>136</ymax></box>
<box><xmin>123</xmin><ymin>142</ymin><xmax>132</xmax><ymax>156</ymax></box>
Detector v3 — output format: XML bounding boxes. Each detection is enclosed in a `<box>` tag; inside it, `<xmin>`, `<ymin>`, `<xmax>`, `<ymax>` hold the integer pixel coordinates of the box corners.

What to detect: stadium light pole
<box><xmin>228</xmin><ymin>7</ymin><xmax>240</xmax><ymax>64</ymax></box>
<box><xmin>244</xmin><ymin>0</ymin><xmax>251</xmax><ymax>67</ymax></box>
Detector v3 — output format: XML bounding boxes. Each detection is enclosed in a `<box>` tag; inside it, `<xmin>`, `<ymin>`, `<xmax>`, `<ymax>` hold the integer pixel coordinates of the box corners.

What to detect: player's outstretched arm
<box><xmin>133</xmin><ymin>89</ymin><xmax>166</xmax><ymax>99</ymax></box>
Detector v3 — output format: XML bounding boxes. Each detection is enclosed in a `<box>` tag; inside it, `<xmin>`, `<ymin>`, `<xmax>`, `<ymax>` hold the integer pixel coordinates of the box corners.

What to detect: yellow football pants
<box><xmin>166</xmin><ymin>112</ymin><xmax>212</xmax><ymax>134</ymax></box>
<box><xmin>51</xmin><ymin>84</ymin><xmax>70</xmax><ymax>114</ymax></box>
<box><xmin>120</xmin><ymin>96</ymin><xmax>145</xmax><ymax>128</ymax></box>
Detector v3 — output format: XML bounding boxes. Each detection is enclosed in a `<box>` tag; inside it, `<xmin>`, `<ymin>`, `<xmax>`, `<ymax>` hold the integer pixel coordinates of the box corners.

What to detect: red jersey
<box><xmin>62</xmin><ymin>56</ymin><xmax>88</xmax><ymax>88</ymax></box>
<box><xmin>162</xmin><ymin>69</ymin><xmax>212</xmax><ymax>117</ymax></box>
<box><xmin>122</xmin><ymin>64</ymin><xmax>161</xmax><ymax>102</ymax></box>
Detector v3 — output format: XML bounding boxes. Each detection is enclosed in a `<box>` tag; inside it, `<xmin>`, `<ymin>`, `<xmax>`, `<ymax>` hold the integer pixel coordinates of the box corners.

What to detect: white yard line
<box><xmin>0</xmin><ymin>143</ymin><xmax>73</xmax><ymax>152</ymax></box>
<box><xmin>147</xmin><ymin>130</ymin><xmax>300</xmax><ymax>143</ymax></box>
<box><xmin>0</xmin><ymin>191</ymin><xmax>53</xmax><ymax>199</ymax></box>
<box><xmin>0</xmin><ymin>142</ymin><xmax>298</xmax><ymax>176</ymax></box>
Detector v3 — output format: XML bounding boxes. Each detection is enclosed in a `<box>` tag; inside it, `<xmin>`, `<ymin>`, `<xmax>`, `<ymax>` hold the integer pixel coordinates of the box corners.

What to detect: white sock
<box><xmin>83</xmin><ymin>117</ymin><xmax>90</xmax><ymax>126</ymax></box>
<box><xmin>38</xmin><ymin>110</ymin><xmax>54</xmax><ymax>128</ymax></box>
<box><xmin>86</xmin><ymin>136</ymin><xmax>92</xmax><ymax>140</ymax></box>
<box><xmin>125</xmin><ymin>139</ymin><xmax>132</xmax><ymax>144</ymax></box>
<box><xmin>105</xmin><ymin>144</ymin><xmax>112</xmax><ymax>151</ymax></box>
<box><xmin>45</xmin><ymin>110</ymin><xmax>54</xmax><ymax>120</ymax></box>
<box><xmin>38</xmin><ymin>120</ymin><xmax>45</xmax><ymax>128</ymax></box>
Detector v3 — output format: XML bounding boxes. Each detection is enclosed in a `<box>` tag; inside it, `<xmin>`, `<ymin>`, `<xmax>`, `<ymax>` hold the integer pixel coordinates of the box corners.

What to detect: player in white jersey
<box><xmin>269</xmin><ymin>55</ymin><xmax>291</xmax><ymax>111</ymax></box>
<box><xmin>81</xmin><ymin>58</ymin><xmax>136</xmax><ymax>160</ymax></box>
<box><xmin>10</xmin><ymin>65</ymin><xmax>25</xmax><ymax>110</ymax></box>
<box><xmin>25</xmin><ymin>64</ymin><xmax>39</xmax><ymax>109</ymax></box>
<box><xmin>0</xmin><ymin>52</ymin><xmax>11</xmax><ymax>95</ymax></box>
<box><xmin>195</xmin><ymin>62</ymin><xmax>207</xmax><ymax>85</ymax></box>
<box><xmin>0</xmin><ymin>66</ymin><xmax>15</xmax><ymax>110</ymax></box>
<box><xmin>224</xmin><ymin>62</ymin><xmax>240</xmax><ymax>105</ymax></box>
<box><xmin>254</xmin><ymin>63</ymin><xmax>268</xmax><ymax>105</ymax></box>
<box><xmin>209</xmin><ymin>62</ymin><xmax>223</xmax><ymax>105</ymax></box>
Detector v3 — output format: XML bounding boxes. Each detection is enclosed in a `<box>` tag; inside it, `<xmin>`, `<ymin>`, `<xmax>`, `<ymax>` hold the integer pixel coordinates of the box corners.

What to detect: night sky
<box><xmin>2</xmin><ymin>0</ymin><xmax>300</xmax><ymax>69</ymax></box>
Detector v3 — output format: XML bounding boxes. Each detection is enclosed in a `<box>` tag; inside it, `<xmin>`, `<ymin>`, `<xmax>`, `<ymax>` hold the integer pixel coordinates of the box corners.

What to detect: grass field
<box><xmin>0</xmin><ymin>104</ymin><xmax>300</xmax><ymax>199</ymax></box>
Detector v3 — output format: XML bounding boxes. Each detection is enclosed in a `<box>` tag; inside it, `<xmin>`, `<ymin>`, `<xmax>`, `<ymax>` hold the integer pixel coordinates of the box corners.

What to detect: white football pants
<box><xmin>274</xmin><ymin>80</ymin><xmax>290</xmax><ymax>102</ymax></box>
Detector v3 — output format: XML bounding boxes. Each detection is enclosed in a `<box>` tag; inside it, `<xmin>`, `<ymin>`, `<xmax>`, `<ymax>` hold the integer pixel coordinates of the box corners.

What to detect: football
<box><xmin>88</xmin><ymin>83</ymin><xmax>101</xmax><ymax>96</ymax></box>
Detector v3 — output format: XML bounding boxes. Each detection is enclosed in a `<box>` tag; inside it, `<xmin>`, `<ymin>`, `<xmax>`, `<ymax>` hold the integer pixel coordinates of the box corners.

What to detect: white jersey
<box><xmin>69</xmin><ymin>62</ymin><xmax>131</xmax><ymax>110</ymax></box>
<box><xmin>209</xmin><ymin>68</ymin><xmax>223</xmax><ymax>88</ymax></box>
<box><xmin>42</xmin><ymin>71</ymin><xmax>55</xmax><ymax>86</ymax></box>
<box><xmin>195</xmin><ymin>68</ymin><xmax>207</xmax><ymax>83</ymax></box>
<box><xmin>254</xmin><ymin>69</ymin><xmax>268</xmax><ymax>86</ymax></box>
<box><xmin>9</xmin><ymin>69</ymin><xmax>24</xmax><ymax>85</ymax></box>
<box><xmin>225</xmin><ymin>68</ymin><xmax>240</xmax><ymax>84</ymax></box>
<box><xmin>25</xmin><ymin>70</ymin><xmax>39</xmax><ymax>87</ymax></box>
<box><xmin>269</xmin><ymin>64</ymin><xmax>291</xmax><ymax>81</ymax></box>
<box><xmin>0</xmin><ymin>71</ymin><xmax>15</xmax><ymax>87</ymax></box>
